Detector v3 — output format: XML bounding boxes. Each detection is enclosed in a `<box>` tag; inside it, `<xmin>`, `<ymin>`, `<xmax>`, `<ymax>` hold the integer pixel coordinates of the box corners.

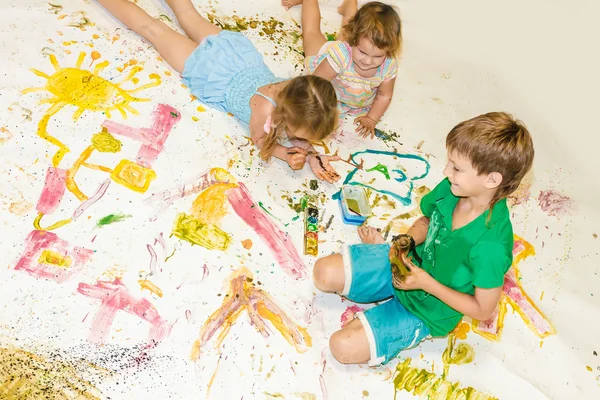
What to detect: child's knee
<box><xmin>329</xmin><ymin>331</ymin><xmax>354</xmax><ymax>364</ymax></box>
<box><xmin>313</xmin><ymin>256</ymin><xmax>342</xmax><ymax>292</ymax></box>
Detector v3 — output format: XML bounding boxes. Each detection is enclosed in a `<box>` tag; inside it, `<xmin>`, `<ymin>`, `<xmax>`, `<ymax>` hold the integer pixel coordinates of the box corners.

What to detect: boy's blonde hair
<box><xmin>446</xmin><ymin>112</ymin><xmax>535</xmax><ymax>209</ymax></box>
<box><xmin>260</xmin><ymin>76</ymin><xmax>338</xmax><ymax>161</ymax></box>
<box><xmin>342</xmin><ymin>1</ymin><xmax>402</xmax><ymax>57</ymax></box>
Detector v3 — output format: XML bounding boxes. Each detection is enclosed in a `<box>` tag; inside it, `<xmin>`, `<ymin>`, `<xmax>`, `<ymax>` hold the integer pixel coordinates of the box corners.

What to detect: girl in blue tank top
<box><xmin>92</xmin><ymin>0</ymin><xmax>341</xmax><ymax>182</ymax></box>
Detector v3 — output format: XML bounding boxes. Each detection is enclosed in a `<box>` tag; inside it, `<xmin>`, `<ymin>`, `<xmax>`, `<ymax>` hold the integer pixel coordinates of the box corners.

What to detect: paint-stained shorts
<box><xmin>341</xmin><ymin>244</ymin><xmax>430</xmax><ymax>366</ymax></box>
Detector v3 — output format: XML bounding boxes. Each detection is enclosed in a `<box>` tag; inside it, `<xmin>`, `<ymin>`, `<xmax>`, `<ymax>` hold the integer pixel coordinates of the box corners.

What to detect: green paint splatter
<box><xmin>325</xmin><ymin>32</ymin><xmax>337</xmax><ymax>41</ymax></box>
<box><xmin>259</xmin><ymin>201</ymin><xmax>289</xmax><ymax>226</ymax></box>
<box><xmin>366</xmin><ymin>163</ymin><xmax>391</xmax><ymax>180</ymax></box>
<box><xmin>96</xmin><ymin>213</ymin><xmax>131</xmax><ymax>227</ymax></box>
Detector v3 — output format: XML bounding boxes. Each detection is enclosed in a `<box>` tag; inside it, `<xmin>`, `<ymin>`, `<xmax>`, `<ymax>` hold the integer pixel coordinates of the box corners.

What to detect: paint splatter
<box><xmin>472</xmin><ymin>236</ymin><xmax>556</xmax><ymax>340</ymax></box>
<box><xmin>190</xmin><ymin>267</ymin><xmax>311</xmax><ymax>361</ymax></box>
<box><xmin>452</xmin><ymin>321</ymin><xmax>471</xmax><ymax>340</ymax></box>
<box><xmin>537</xmin><ymin>189</ymin><xmax>576</xmax><ymax>217</ymax></box>
<box><xmin>241</xmin><ymin>239</ymin><xmax>253</xmax><ymax>250</ymax></box>
<box><xmin>295</xmin><ymin>392</ymin><xmax>317</xmax><ymax>400</ymax></box>
<box><xmin>228</xmin><ymin>183</ymin><xmax>306</xmax><ymax>279</ymax></box>
<box><xmin>77</xmin><ymin>278</ymin><xmax>172</xmax><ymax>344</ymax></box>
<box><xmin>0</xmin><ymin>346</ymin><xmax>104</xmax><ymax>399</ymax></box>
<box><xmin>441</xmin><ymin>335</ymin><xmax>475</xmax><ymax>377</ymax></box>
<box><xmin>96</xmin><ymin>213</ymin><xmax>131</xmax><ymax>227</ymax></box>
<box><xmin>366</xmin><ymin>163</ymin><xmax>391</xmax><ymax>179</ymax></box>
<box><xmin>340</xmin><ymin>305</ymin><xmax>365</xmax><ymax>328</ymax></box>
<box><xmin>394</xmin><ymin>358</ymin><xmax>497</xmax><ymax>399</ymax></box>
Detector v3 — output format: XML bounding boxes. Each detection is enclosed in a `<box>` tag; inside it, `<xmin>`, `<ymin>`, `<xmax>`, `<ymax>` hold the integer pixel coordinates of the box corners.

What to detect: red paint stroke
<box><xmin>36</xmin><ymin>167</ymin><xmax>67</xmax><ymax>215</ymax></box>
<box><xmin>147</xmin><ymin>244</ymin><xmax>159</xmax><ymax>274</ymax></box>
<box><xmin>77</xmin><ymin>278</ymin><xmax>172</xmax><ymax>344</ymax></box>
<box><xmin>102</xmin><ymin>104</ymin><xmax>180</xmax><ymax>168</ymax></box>
<box><xmin>227</xmin><ymin>183</ymin><xmax>306</xmax><ymax>280</ymax></box>
<box><xmin>72</xmin><ymin>179</ymin><xmax>111</xmax><ymax>220</ymax></box>
<box><xmin>144</xmin><ymin>169</ymin><xmax>228</xmax><ymax>220</ymax></box>
<box><xmin>14</xmin><ymin>230</ymin><xmax>93</xmax><ymax>283</ymax></box>
<box><xmin>340</xmin><ymin>304</ymin><xmax>365</xmax><ymax>328</ymax></box>
<box><xmin>537</xmin><ymin>189</ymin><xmax>576</xmax><ymax>217</ymax></box>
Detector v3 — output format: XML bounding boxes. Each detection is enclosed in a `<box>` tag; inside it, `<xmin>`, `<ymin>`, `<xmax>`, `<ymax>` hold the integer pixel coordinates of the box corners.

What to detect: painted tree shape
<box><xmin>191</xmin><ymin>267</ymin><xmax>312</xmax><ymax>361</ymax></box>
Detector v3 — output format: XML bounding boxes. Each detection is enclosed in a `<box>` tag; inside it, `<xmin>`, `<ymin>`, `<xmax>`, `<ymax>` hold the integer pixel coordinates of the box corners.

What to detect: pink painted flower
<box><xmin>340</xmin><ymin>305</ymin><xmax>365</xmax><ymax>328</ymax></box>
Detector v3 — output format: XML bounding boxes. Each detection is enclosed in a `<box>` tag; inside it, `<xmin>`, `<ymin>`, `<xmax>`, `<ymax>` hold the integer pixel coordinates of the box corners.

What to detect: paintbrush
<box><xmin>287</xmin><ymin>150</ymin><xmax>318</xmax><ymax>155</ymax></box>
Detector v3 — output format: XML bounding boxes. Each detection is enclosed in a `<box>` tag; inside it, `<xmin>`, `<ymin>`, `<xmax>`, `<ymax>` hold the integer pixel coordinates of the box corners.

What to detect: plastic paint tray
<box><xmin>338</xmin><ymin>185</ymin><xmax>372</xmax><ymax>225</ymax></box>
<box><xmin>304</xmin><ymin>205</ymin><xmax>319</xmax><ymax>256</ymax></box>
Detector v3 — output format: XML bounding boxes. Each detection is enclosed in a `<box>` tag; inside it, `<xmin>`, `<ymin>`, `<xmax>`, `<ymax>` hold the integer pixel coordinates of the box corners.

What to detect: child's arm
<box><xmin>313</xmin><ymin>59</ymin><xmax>339</xmax><ymax>81</ymax></box>
<box><xmin>396</xmin><ymin>253</ymin><xmax>502</xmax><ymax>321</ymax></box>
<box><xmin>355</xmin><ymin>78</ymin><xmax>396</xmax><ymax>138</ymax></box>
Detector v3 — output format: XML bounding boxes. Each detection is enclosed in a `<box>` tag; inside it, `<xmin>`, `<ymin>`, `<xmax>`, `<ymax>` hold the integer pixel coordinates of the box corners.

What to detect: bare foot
<box><xmin>358</xmin><ymin>225</ymin><xmax>385</xmax><ymax>244</ymax></box>
<box><xmin>282</xmin><ymin>0</ymin><xmax>303</xmax><ymax>10</ymax></box>
<box><xmin>338</xmin><ymin>0</ymin><xmax>358</xmax><ymax>17</ymax></box>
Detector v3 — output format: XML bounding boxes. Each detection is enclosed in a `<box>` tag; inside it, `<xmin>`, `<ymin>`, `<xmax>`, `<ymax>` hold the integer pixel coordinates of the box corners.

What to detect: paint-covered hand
<box><xmin>286</xmin><ymin>146</ymin><xmax>308</xmax><ymax>170</ymax></box>
<box><xmin>392</xmin><ymin>253</ymin><xmax>434</xmax><ymax>291</ymax></box>
<box><xmin>354</xmin><ymin>115</ymin><xmax>377</xmax><ymax>138</ymax></box>
<box><xmin>308</xmin><ymin>154</ymin><xmax>341</xmax><ymax>183</ymax></box>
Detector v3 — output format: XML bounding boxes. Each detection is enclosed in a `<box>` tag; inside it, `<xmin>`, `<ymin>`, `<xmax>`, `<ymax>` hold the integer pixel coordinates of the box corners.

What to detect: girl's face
<box><xmin>286</xmin><ymin>125</ymin><xmax>313</xmax><ymax>142</ymax></box>
<box><xmin>351</xmin><ymin>37</ymin><xmax>387</xmax><ymax>74</ymax></box>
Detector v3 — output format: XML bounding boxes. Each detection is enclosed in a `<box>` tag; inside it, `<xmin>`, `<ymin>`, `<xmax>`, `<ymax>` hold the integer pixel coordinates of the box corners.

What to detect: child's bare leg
<box><xmin>300</xmin><ymin>0</ymin><xmax>327</xmax><ymax>57</ymax></box>
<box><xmin>281</xmin><ymin>0</ymin><xmax>303</xmax><ymax>11</ymax></box>
<box><xmin>164</xmin><ymin>0</ymin><xmax>221</xmax><ymax>44</ymax></box>
<box><xmin>329</xmin><ymin>317</ymin><xmax>371</xmax><ymax>364</ymax></box>
<box><xmin>313</xmin><ymin>254</ymin><xmax>345</xmax><ymax>293</ymax></box>
<box><xmin>357</xmin><ymin>225</ymin><xmax>385</xmax><ymax>244</ymax></box>
<box><xmin>337</xmin><ymin>0</ymin><xmax>358</xmax><ymax>42</ymax></box>
<box><xmin>95</xmin><ymin>0</ymin><xmax>196</xmax><ymax>73</ymax></box>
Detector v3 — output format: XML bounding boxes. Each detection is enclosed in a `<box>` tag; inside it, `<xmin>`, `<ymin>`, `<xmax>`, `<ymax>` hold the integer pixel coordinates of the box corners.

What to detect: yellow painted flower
<box><xmin>92</xmin><ymin>130</ymin><xmax>122</xmax><ymax>153</ymax></box>
<box><xmin>452</xmin><ymin>320</ymin><xmax>471</xmax><ymax>340</ymax></box>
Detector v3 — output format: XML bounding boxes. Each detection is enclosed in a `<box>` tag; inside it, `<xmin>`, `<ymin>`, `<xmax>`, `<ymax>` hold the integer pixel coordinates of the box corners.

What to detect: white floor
<box><xmin>0</xmin><ymin>0</ymin><xmax>598</xmax><ymax>399</ymax></box>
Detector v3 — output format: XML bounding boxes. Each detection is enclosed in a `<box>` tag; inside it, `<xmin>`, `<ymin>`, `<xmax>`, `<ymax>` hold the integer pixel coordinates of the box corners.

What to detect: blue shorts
<box><xmin>181</xmin><ymin>30</ymin><xmax>278</xmax><ymax>124</ymax></box>
<box><xmin>341</xmin><ymin>243</ymin><xmax>430</xmax><ymax>366</ymax></box>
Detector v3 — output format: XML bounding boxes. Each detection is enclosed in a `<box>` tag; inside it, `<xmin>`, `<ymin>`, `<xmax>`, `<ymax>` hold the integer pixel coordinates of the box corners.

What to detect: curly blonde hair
<box><xmin>342</xmin><ymin>1</ymin><xmax>402</xmax><ymax>57</ymax></box>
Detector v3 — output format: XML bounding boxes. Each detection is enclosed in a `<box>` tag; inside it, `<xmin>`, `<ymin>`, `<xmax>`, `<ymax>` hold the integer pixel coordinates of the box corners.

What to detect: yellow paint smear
<box><xmin>190</xmin><ymin>182</ymin><xmax>238</xmax><ymax>223</ymax></box>
<box><xmin>191</xmin><ymin>268</ymin><xmax>311</xmax><ymax>360</ymax></box>
<box><xmin>172</xmin><ymin>213</ymin><xmax>231</xmax><ymax>251</ymax></box>
<box><xmin>38</xmin><ymin>250</ymin><xmax>72</xmax><ymax>269</ymax></box>
<box><xmin>138</xmin><ymin>279</ymin><xmax>163</xmax><ymax>298</ymax></box>
<box><xmin>0</xmin><ymin>346</ymin><xmax>104</xmax><ymax>399</ymax></box>
<box><xmin>110</xmin><ymin>159</ymin><xmax>156</xmax><ymax>193</ymax></box>
<box><xmin>441</xmin><ymin>335</ymin><xmax>475</xmax><ymax>377</ymax></box>
<box><xmin>394</xmin><ymin>358</ymin><xmax>497</xmax><ymax>400</ymax></box>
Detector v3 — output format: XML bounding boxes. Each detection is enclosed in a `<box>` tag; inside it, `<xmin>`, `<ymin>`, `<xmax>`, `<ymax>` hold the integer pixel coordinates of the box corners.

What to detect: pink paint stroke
<box><xmin>147</xmin><ymin>244</ymin><xmax>159</xmax><ymax>274</ymax></box>
<box><xmin>14</xmin><ymin>230</ymin><xmax>93</xmax><ymax>283</ymax></box>
<box><xmin>154</xmin><ymin>232</ymin><xmax>167</xmax><ymax>254</ymax></box>
<box><xmin>538</xmin><ymin>190</ymin><xmax>576</xmax><ymax>217</ymax></box>
<box><xmin>77</xmin><ymin>278</ymin><xmax>172</xmax><ymax>344</ymax></box>
<box><xmin>72</xmin><ymin>179</ymin><xmax>111</xmax><ymax>220</ymax></box>
<box><xmin>144</xmin><ymin>168</ymin><xmax>232</xmax><ymax>220</ymax></box>
<box><xmin>102</xmin><ymin>104</ymin><xmax>180</xmax><ymax>168</ymax></box>
<box><xmin>227</xmin><ymin>183</ymin><xmax>306</xmax><ymax>280</ymax></box>
<box><xmin>340</xmin><ymin>305</ymin><xmax>365</xmax><ymax>328</ymax></box>
<box><xmin>202</xmin><ymin>264</ymin><xmax>209</xmax><ymax>280</ymax></box>
<box><xmin>36</xmin><ymin>167</ymin><xmax>67</xmax><ymax>215</ymax></box>
<box><xmin>476</xmin><ymin>240</ymin><xmax>554</xmax><ymax>337</ymax></box>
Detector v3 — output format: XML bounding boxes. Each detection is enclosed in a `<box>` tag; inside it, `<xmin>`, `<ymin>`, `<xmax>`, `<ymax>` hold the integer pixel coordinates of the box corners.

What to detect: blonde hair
<box><xmin>342</xmin><ymin>1</ymin><xmax>402</xmax><ymax>57</ymax></box>
<box><xmin>260</xmin><ymin>76</ymin><xmax>338</xmax><ymax>161</ymax></box>
<box><xmin>446</xmin><ymin>112</ymin><xmax>535</xmax><ymax>210</ymax></box>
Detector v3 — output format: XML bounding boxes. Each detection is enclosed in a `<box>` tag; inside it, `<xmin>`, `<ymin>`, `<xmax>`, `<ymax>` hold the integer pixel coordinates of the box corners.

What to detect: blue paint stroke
<box><xmin>333</xmin><ymin>149</ymin><xmax>430</xmax><ymax>206</ymax></box>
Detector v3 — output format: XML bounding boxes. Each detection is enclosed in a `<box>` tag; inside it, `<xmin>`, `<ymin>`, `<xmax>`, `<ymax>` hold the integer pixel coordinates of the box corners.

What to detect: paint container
<box><xmin>338</xmin><ymin>185</ymin><xmax>372</xmax><ymax>225</ymax></box>
<box><xmin>304</xmin><ymin>205</ymin><xmax>319</xmax><ymax>256</ymax></box>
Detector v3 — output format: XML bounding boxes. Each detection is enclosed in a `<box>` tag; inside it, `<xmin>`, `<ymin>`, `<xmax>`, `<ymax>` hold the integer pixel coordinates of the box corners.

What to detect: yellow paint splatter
<box><xmin>452</xmin><ymin>321</ymin><xmax>471</xmax><ymax>340</ymax></box>
<box><xmin>0</xmin><ymin>126</ymin><xmax>13</xmax><ymax>144</ymax></box>
<box><xmin>241</xmin><ymin>239</ymin><xmax>253</xmax><ymax>250</ymax></box>
<box><xmin>192</xmin><ymin>116</ymin><xmax>199</xmax><ymax>122</ymax></box>
<box><xmin>294</xmin><ymin>393</ymin><xmax>316</xmax><ymax>400</ymax></box>
<box><xmin>89</xmin><ymin>51</ymin><xmax>100</xmax><ymax>66</ymax></box>
<box><xmin>586</xmin><ymin>366</ymin><xmax>593</xmax><ymax>371</ymax></box>
<box><xmin>92</xmin><ymin>34</ymin><xmax>100</xmax><ymax>39</ymax></box>
<box><xmin>191</xmin><ymin>267</ymin><xmax>312</xmax><ymax>360</ymax></box>
<box><xmin>23</xmin><ymin>52</ymin><xmax>161</xmax><ymax>167</ymax></box>
<box><xmin>197</xmin><ymin>105</ymin><xmax>206</xmax><ymax>112</ymax></box>
<box><xmin>394</xmin><ymin>358</ymin><xmax>497</xmax><ymax>400</ymax></box>
<box><xmin>172</xmin><ymin>213</ymin><xmax>231</xmax><ymax>251</ymax></box>
<box><xmin>441</xmin><ymin>335</ymin><xmax>475</xmax><ymax>377</ymax></box>
<box><xmin>164</xmin><ymin>71</ymin><xmax>171</xmax><ymax>76</ymax></box>
<box><xmin>38</xmin><ymin>250</ymin><xmax>72</xmax><ymax>269</ymax></box>
<box><xmin>139</xmin><ymin>279</ymin><xmax>163</xmax><ymax>298</ymax></box>
<box><xmin>0</xmin><ymin>346</ymin><xmax>105</xmax><ymax>399</ymax></box>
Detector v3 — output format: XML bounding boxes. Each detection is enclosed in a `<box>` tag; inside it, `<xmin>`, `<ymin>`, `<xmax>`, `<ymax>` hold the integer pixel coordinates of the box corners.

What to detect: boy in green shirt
<box><xmin>313</xmin><ymin>112</ymin><xmax>535</xmax><ymax>365</ymax></box>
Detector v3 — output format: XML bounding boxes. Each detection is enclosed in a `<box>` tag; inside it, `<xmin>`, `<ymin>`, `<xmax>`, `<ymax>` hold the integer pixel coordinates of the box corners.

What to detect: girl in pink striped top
<box><xmin>283</xmin><ymin>0</ymin><xmax>402</xmax><ymax>138</ymax></box>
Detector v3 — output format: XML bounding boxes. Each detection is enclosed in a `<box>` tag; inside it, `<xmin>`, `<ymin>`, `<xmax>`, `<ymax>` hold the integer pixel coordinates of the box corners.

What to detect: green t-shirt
<box><xmin>395</xmin><ymin>178</ymin><xmax>514</xmax><ymax>337</ymax></box>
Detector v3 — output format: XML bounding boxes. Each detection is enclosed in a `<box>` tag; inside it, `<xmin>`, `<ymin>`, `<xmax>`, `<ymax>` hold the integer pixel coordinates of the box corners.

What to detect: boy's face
<box><xmin>443</xmin><ymin>150</ymin><xmax>495</xmax><ymax>198</ymax></box>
